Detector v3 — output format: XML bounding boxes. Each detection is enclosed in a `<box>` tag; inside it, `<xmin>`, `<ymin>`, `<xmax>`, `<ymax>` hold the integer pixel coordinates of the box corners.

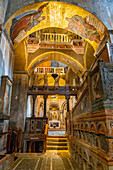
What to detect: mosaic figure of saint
<box><xmin>10</xmin><ymin>3</ymin><xmax>49</xmax><ymax>41</ymax></box>
<box><xmin>65</xmin><ymin>15</ymin><xmax>100</xmax><ymax>43</ymax></box>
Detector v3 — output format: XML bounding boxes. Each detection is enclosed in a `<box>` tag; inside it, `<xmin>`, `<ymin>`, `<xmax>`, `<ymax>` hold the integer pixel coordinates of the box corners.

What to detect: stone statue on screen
<box><xmin>33</xmin><ymin>74</ymin><xmax>38</xmax><ymax>86</ymax></box>
<box><xmin>54</xmin><ymin>74</ymin><xmax>60</xmax><ymax>87</ymax></box>
<box><xmin>44</xmin><ymin>73</ymin><xmax>48</xmax><ymax>86</ymax></box>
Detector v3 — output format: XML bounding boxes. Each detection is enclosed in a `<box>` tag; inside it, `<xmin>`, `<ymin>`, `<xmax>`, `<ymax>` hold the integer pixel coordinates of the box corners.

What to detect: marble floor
<box><xmin>8</xmin><ymin>152</ymin><xmax>78</xmax><ymax>170</ymax></box>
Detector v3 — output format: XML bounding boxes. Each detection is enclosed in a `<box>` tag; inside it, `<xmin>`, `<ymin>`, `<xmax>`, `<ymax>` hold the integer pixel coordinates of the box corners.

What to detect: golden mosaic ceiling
<box><xmin>5</xmin><ymin>1</ymin><xmax>108</xmax><ymax>76</ymax></box>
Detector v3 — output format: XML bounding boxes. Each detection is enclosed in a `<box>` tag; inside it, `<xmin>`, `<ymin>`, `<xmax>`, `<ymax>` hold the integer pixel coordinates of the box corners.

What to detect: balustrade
<box><xmin>35</xmin><ymin>67</ymin><xmax>65</xmax><ymax>74</ymax></box>
<box><xmin>39</xmin><ymin>33</ymin><xmax>70</xmax><ymax>43</ymax></box>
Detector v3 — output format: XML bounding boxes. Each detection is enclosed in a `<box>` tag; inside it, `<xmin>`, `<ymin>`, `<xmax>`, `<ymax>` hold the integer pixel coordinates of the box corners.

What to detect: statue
<box><xmin>44</xmin><ymin>73</ymin><xmax>48</xmax><ymax>86</ymax></box>
<box><xmin>65</xmin><ymin>73</ymin><xmax>69</xmax><ymax>86</ymax></box>
<box><xmin>33</xmin><ymin>74</ymin><xmax>38</xmax><ymax>86</ymax></box>
<box><xmin>54</xmin><ymin>74</ymin><xmax>60</xmax><ymax>87</ymax></box>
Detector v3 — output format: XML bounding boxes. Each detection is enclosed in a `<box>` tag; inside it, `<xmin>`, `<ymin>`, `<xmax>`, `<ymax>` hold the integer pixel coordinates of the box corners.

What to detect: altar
<box><xmin>49</xmin><ymin>120</ymin><xmax>60</xmax><ymax>128</ymax></box>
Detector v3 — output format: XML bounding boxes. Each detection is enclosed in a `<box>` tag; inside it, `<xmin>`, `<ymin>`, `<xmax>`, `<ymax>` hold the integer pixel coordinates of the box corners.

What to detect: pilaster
<box><xmin>10</xmin><ymin>71</ymin><xmax>29</xmax><ymax>131</ymax></box>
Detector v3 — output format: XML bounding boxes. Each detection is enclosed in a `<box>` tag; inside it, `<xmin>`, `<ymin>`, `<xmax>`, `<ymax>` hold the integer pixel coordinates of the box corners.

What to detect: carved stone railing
<box><xmin>25</xmin><ymin>117</ymin><xmax>48</xmax><ymax>135</ymax></box>
<box><xmin>24</xmin><ymin>117</ymin><xmax>48</xmax><ymax>153</ymax></box>
<box><xmin>27</xmin><ymin>86</ymin><xmax>78</xmax><ymax>96</ymax></box>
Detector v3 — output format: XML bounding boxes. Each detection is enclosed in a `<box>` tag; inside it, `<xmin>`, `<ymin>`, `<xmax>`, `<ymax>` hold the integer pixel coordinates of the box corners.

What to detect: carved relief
<box><xmin>73</xmin><ymin>90</ymin><xmax>90</xmax><ymax>116</ymax></box>
<box><xmin>92</xmin><ymin>72</ymin><xmax>103</xmax><ymax>101</ymax></box>
<box><xmin>100</xmin><ymin>63</ymin><xmax>113</xmax><ymax>100</ymax></box>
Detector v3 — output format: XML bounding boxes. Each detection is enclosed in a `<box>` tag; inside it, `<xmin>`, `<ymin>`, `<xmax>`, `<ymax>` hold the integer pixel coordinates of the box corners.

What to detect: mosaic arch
<box><xmin>27</xmin><ymin>51</ymin><xmax>85</xmax><ymax>75</ymax></box>
<box><xmin>5</xmin><ymin>1</ymin><xmax>108</xmax><ymax>51</ymax></box>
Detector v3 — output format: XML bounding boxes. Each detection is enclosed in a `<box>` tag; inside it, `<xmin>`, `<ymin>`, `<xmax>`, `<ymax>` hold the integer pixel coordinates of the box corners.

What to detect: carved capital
<box><xmin>65</xmin><ymin>95</ymin><xmax>70</xmax><ymax>100</ymax></box>
<box><xmin>43</xmin><ymin>95</ymin><xmax>48</xmax><ymax>100</ymax></box>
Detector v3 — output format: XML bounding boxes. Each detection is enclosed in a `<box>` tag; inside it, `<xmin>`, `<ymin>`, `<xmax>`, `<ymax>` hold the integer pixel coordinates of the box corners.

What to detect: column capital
<box><xmin>32</xmin><ymin>95</ymin><xmax>37</xmax><ymax>100</ymax></box>
<box><xmin>65</xmin><ymin>95</ymin><xmax>70</xmax><ymax>100</ymax></box>
<box><xmin>43</xmin><ymin>95</ymin><xmax>48</xmax><ymax>99</ymax></box>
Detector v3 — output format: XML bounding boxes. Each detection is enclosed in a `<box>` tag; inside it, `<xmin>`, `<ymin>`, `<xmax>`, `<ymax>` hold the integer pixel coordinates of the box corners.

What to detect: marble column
<box><xmin>66</xmin><ymin>95</ymin><xmax>70</xmax><ymax>113</ymax></box>
<box><xmin>43</xmin><ymin>95</ymin><xmax>48</xmax><ymax>117</ymax></box>
<box><xmin>106</xmin><ymin>41</ymin><xmax>113</xmax><ymax>63</ymax></box>
<box><xmin>32</xmin><ymin>95</ymin><xmax>37</xmax><ymax>117</ymax></box>
<box><xmin>65</xmin><ymin>95</ymin><xmax>71</xmax><ymax>135</ymax></box>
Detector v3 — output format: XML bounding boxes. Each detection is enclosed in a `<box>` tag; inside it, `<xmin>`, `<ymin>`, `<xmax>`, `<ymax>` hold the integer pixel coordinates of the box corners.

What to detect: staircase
<box><xmin>46</xmin><ymin>136</ymin><xmax>68</xmax><ymax>152</ymax></box>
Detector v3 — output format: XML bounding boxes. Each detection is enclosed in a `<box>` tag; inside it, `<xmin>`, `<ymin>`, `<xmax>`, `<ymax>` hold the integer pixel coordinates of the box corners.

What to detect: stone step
<box><xmin>47</xmin><ymin>138</ymin><xmax>67</xmax><ymax>143</ymax></box>
<box><xmin>47</xmin><ymin>135</ymin><xmax>67</xmax><ymax>138</ymax></box>
<box><xmin>46</xmin><ymin>146</ymin><xmax>68</xmax><ymax>150</ymax></box>
<box><xmin>47</xmin><ymin>142</ymin><xmax>67</xmax><ymax>146</ymax></box>
<box><xmin>46</xmin><ymin>136</ymin><xmax>68</xmax><ymax>151</ymax></box>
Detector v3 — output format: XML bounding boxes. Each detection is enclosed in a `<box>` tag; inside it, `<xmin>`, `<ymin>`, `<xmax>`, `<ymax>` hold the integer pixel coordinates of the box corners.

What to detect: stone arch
<box><xmin>75</xmin><ymin>123</ymin><xmax>78</xmax><ymax>130</ymax></box>
<box><xmin>76</xmin><ymin>145</ymin><xmax>79</xmax><ymax>152</ymax></box>
<box><xmin>81</xmin><ymin>122</ymin><xmax>85</xmax><ymax>130</ymax></box>
<box><xmin>87</xmin><ymin>164</ymin><xmax>94</xmax><ymax>170</ymax></box>
<box><xmin>4</xmin><ymin>1</ymin><xmax>110</xmax><ymax>80</ymax></box>
<box><xmin>85</xmin><ymin>122</ymin><xmax>90</xmax><ymax>132</ymax></box>
<box><xmin>78</xmin><ymin>123</ymin><xmax>81</xmax><ymax>129</ymax></box>
<box><xmin>89</xmin><ymin>156</ymin><xmax>95</xmax><ymax>168</ymax></box>
<box><xmin>61</xmin><ymin>101</ymin><xmax>67</xmax><ymax>112</ymax></box>
<box><xmin>90</xmin><ymin>122</ymin><xmax>97</xmax><ymax>133</ymax></box>
<box><xmin>83</xmin><ymin>151</ymin><xmax>88</xmax><ymax>161</ymax></box>
<box><xmin>27</xmin><ymin>51</ymin><xmax>85</xmax><ymax>75</ymax></box>
<box><xmin>97</xmin><ymin>122</ymin><xmax>106</xmax><ymax>135</ymax></box>
<box><xmin>5</xmin><ymin>0</ymin><xmax>112</xmax><ymax>34</ymax></box>
<box><xmin>97</xmin><ymin>164</ymin><xmax>104</xmax><ymax>170</ymax></box>
<box><xmin>79</xmin><ymin>147</ymin><xmax>82</xmax><ymax>156</ymax></box>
